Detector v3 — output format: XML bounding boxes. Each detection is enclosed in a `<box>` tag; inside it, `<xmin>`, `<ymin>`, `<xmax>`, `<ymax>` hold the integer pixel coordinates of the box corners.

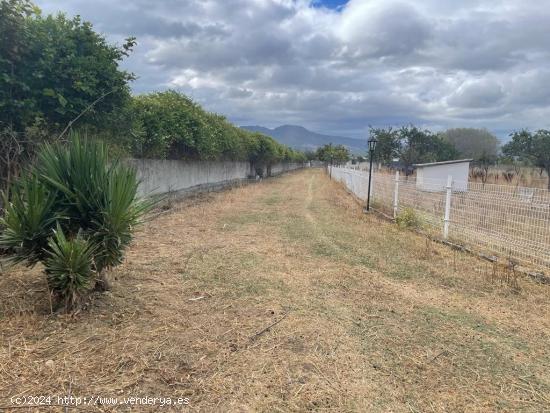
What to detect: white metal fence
<box><xmin>329</xmin><ymin>166</ymin><xmax>550</xmax><ymax>270</ymax></box>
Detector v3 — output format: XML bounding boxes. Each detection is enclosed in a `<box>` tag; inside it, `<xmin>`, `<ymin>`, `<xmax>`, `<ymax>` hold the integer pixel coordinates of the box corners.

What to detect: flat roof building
<box><xmin>414</xmin><ymin>159</ymin><xmax>472</xmax><ymax>192</ymax></box>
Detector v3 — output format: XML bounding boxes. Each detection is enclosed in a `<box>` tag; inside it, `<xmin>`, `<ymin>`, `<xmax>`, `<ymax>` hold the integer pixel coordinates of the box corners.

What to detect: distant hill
<box><xmin>241</xmin><ymin>124</ymin><xmax>365</xmax><ymax>154</ymax></box>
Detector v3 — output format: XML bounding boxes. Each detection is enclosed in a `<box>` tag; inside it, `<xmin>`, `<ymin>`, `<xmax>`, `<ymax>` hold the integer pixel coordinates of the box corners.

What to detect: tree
<box><xmin>0</xmin><ymin>0</ymin><xmax>39</xmax><ymax>125</ymax></box>
<box><xmin>503</xmin><ymin>129</ymin><xmax>550</xmax><ymax>190</ymax></box>
<box><xmin>369</xmin><ymin>126</ymin><xmax>400</xmax><ymax>164</ymax></box>
<box><xmin>333</xmin><ymin>145</ymin><xmax>351</xmax><ymax>165</ymax></box>
<box><xmin>0</xmin><ymin>136</ymin><xmax>152</xmax><ymax>309</ymax></box>
<box><xmin>476</xmin><ymin>150</ymin><xmax>498</xmax><ymax>183</ymax></box>
<box><xmin>248</xmin><ymin>134</ymin><xmax>282</xmax><ymax>176</ymax></box>
<box><xmin>366</xmin><ymin>126</ymin><xmax>459</xmax><ymax>173</ymax></box>
<box><xmin>0</xmin><ymin>2</ymin><xmax>136</xmax><ymax>132</ymax></box>
<box><xmin>0</xmin><ymin>1</ymin><xmax>136</xmax><ymax>195</ymax></box>
<box><xmin>304</xmin><ymin>150</ymin><xmax>317</xmax><ymax>161</ymax></box>
<box><xmin>316</xmin><ymin>143</ymin><xmax>350</xmax><ymax>166</ymax></box>
<box><xmin>440</xmin><ymin>128</ymin><xmax>499</xmax><ymax>161</ymax></box>
<box><xmin>400</xmin><ymin>126</ymin><xmax>459</xmax><ymax>169</ymax></box>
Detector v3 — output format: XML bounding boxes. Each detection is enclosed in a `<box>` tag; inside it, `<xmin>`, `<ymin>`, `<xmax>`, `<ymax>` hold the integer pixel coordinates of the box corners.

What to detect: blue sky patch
<box><xmin>312</xmin><ymin>0</ymin><xmax>348</xmax><ymax>10</ymax></box>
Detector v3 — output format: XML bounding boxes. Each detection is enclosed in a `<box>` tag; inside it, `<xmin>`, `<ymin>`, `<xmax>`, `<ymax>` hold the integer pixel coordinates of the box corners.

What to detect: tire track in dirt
<box><xmin>302</xmin><ymin>171</ymin><xmax>353</xmax><ymax>260</ymax></box>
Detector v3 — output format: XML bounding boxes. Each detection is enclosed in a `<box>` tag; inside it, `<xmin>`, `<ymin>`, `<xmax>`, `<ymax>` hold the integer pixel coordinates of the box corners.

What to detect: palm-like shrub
<box><xmin>45</xmin><ymin>227</ymin><xmax>97</xmax><ymax>309</ymax></box>
<box><xmin>0</xmin><ymin>135</ymin><xmax>152</xmax><ymax>309</ymax></box>
<box><xmin>0</xmin><ymin>174</ymin><xmax>59</xmax><ymax>266</ymax></box>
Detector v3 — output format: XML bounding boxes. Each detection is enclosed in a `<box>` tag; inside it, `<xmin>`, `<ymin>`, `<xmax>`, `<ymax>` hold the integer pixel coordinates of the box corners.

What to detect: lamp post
<box><xmin>366</xmin><ymin>136</ymin><xmax>377</xmax><ymax>212</ymax></box>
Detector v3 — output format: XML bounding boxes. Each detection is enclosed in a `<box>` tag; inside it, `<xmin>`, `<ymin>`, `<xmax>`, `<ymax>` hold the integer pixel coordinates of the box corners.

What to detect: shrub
<box><xmin>395</xmin><ymin>207</ymin><xmax>422</xmax><ymax>229</ymax></box>
<box><xmin>44</xmin><ymin>227</ymin><xmax>97</xmax><ymax>309</ymax></box>
<box><xmin>0</xmin><ymin>135</ymin><xmax>153</xmax><ymax>310</ymax></box>
<box><xmin>130</xmin><ymin>90</ymin><xmax>308</xmax><ymax>165</ymax></box>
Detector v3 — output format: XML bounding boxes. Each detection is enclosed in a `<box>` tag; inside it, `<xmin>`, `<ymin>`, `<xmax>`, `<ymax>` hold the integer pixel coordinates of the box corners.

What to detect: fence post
<box><xmin>369</xmin><ymin>169</ymin><xmax>374</xmax><ymax>200</ymax></box>
<box><xmin>443</xmin><ymin>175</ymin><xmax>453</xmax><ymax>239</ymax></box>
<box><xmin>393</xmin><ymin>170</ymin><xmax>399</xmax><ymax>218</ymax></box>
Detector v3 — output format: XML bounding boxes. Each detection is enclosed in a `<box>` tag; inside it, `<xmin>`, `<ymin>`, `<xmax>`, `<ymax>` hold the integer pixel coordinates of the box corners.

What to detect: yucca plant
<box><xmin>0</xmin><ymin>173</ymin><xmax>59</xmax><ymax>266</ymax></box>
<box><xmin>0</xmin><ymin>134</ymin><xmax>153</xmax><ymax>310</ymax></box>
<box><xmin>44</xmin><ymin>226</ymin><xmax>97</xmax><ymax>309</ymax></box>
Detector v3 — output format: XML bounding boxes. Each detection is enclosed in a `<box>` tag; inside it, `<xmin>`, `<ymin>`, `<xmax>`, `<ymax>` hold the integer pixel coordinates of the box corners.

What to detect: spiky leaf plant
<box><xmin>0</xmin><ymin>134</ymin><xmax>153</xmax><ymax>310</ymax></box>
<box><xmin>0</xmin><ymin>173</ymin><xmax>59</xmax><ymax>266</ymax></box>
<box><xmin>90</xmin><ymin>164</ymin><xmax>152</xmax><ymax>274</ymax></box>
<box><xmin>44</xmin><ymin>226</ymin><xmax>97</xmax><ymax>309</ymax></box>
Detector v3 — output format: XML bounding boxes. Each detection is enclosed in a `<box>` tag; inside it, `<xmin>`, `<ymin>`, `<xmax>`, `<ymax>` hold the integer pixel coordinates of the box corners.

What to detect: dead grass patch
<box><xmin>0</xmin><ymin>169</ymin><xmax>548</xmax><ymax>412</ymax></box>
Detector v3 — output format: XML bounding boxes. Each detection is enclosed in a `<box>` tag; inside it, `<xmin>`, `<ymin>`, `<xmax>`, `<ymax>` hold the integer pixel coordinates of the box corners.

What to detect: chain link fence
<box><xmin>329</xmin><ymin>166</ymin><xmax>550</xmax><ymax>271</ymax></box>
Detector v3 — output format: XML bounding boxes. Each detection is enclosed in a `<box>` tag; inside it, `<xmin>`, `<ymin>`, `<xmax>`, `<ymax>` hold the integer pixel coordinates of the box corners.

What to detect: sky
<box><xmin>34</xmin><ymin>0</ymin><xmax>550</xmax><ymax>140</ymax></box>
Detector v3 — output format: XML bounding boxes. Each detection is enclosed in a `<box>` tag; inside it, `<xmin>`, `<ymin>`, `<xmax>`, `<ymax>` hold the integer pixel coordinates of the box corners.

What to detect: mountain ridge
<box><xmin>241</xmin><ymin>124</ymin><xmax>365</xmax><ymax>154</ymax></box>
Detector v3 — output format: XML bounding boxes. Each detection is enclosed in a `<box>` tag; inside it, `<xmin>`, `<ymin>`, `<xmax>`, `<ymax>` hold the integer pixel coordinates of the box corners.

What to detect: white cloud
<box><xmin>337</xmin><ymin>1</ymin><xmax>431</xmax><ymax>59</ymax></box>
<box><xmin>447</xmin><ymin>80</ymin><xmax>505</xmax><ymax>109</ymax></box>
<box><xmin>34</xmin><ymin>0</ymin><xmax>550</xmax><ymax>138</ymax></box>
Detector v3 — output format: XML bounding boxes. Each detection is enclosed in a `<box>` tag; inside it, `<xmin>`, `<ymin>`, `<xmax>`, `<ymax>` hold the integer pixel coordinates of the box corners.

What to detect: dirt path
<box><xmin>1</xmin><ymin>169</ymin><xmax>549</xmax><ymax>412</ymax></box>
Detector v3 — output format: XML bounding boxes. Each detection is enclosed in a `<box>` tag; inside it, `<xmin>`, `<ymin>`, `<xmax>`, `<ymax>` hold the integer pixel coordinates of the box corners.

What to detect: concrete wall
<box><xmin>130</xmin><ymin>159</ymin><xmax>303</xmax><ymax>197</ymax></box>
<box><xmin>270</xmin><ymin>162</ymin><xmax>303</xmax><ymax>176</ymax></box>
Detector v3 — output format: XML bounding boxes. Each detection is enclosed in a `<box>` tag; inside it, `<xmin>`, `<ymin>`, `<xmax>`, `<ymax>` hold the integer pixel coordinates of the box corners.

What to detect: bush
<box><xmin>130</xmin><ymin>90</ymin><xmax>308</xmax><ymax>166</ymax></box>
<box><xmin>0</xmin><ymin>135</ymin><xmax>153</xmax><ymax>310</ymax></box>
<box><xmin>395</xmin><ymin>207</ymin><xmax>422</xmax><ymax>229</ymax></box>
<box><xmin>45</xmin><ymin>227</ymin><xmax>97</xmax><ymax>309</ymax></box>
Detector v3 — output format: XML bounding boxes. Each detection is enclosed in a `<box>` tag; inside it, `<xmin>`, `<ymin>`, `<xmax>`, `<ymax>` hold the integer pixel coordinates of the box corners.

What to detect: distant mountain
<box><xmin>241</xmin><ymin>124</ymin><xmax>366</xmax><ymax>154</ymax></box>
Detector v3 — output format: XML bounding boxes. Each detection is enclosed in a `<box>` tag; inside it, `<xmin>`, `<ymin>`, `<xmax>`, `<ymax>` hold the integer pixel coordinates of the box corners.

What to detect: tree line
<box><xmin>310</xmin><ymin>127</ymin><xmax>503</xmax><ymax>172</ymax></box>
<box><xmin>368</xmin><ymin>126</ymin><xmax>494</xmax><ymax>173</ymax></box>
<box><xmin>2</xmin><ymin>0</ymin><xmax>549</xmax><ymax>190</ymax></box>
<box><xmin>366</xmin><ymin>126</ymin><xmax>550</xmax><ymax>189</ymax></box>
<box><xmin>0</xmin><ymin>1</ymin><xmax>306</xmax><ymax>193</ymax></box>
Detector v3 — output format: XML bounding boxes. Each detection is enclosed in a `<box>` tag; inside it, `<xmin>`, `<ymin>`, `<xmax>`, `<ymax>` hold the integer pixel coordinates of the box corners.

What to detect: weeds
<box><xmin>395</xmin><ymin>207</ymin><xmax>422</xmax><ymax>229</ymax></box>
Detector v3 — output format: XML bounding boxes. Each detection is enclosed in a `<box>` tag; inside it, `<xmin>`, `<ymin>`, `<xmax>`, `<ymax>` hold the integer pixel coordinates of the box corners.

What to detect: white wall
<box><xmin>270</xmin><ymin>163</ymin><xmax>303</xmax><ymax>176</ymax></box>
<box><xmin>130</xmin><ymin>159</ymin><xmax>303</xmax><ymax>197</ymax></box>
<box><xmin>130</xmin><ymin>159</ymin><xmax>251</xmax><ymax>196</ymax></box>
<box><xmin>417</xmin><ymin>162</ymin><xmax>469</xmax><ymax>192</ymax></box>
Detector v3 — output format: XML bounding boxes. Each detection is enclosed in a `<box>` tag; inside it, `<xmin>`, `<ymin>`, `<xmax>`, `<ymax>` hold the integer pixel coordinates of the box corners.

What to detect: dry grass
<box><xmin>470</xmin><ymin>166</ymin><xmax>549</xmax><ymax>189</ymax></box>
<box><xmin>0</xmin><ymin>169</ymin><xmax>549</xmax><ymax>412</ymax></box>
<box><xmin>374</xmin><ymin>165</ymin><xmax>549</xmax><ymax>189</ymax></box>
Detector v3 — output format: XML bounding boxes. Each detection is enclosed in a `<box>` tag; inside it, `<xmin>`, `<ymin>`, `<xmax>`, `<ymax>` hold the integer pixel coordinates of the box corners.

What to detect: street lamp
<box><xmin>366</xmin><ymin>136</ymin><xmax>377</xmax><ymax>212</ymax></box>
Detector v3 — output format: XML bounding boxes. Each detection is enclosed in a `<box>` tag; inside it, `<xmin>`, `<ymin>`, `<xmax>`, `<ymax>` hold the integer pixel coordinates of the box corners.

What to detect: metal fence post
<box><xmin>443</xmin><ymin>175</ymin><xmax>453</xmax><ymax>239</ymax></box>
<box><xmin>393</xmin><ymin>170</ymin><xmax>400</xmax><ymax>218</ymax></box>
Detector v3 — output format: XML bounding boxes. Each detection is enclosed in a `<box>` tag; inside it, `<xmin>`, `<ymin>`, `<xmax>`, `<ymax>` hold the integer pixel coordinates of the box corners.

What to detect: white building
<box><xmin>414</xmin><ymin>159</ymin><xmax>472</xmax><ymax>192</ymax></box>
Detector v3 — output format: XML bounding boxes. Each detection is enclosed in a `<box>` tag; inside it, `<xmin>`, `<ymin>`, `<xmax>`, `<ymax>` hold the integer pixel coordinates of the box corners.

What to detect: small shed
<box><xmin>414</xmin><ymin>159</ymin><xmax>472</xmax><ymax>192</ymax></box>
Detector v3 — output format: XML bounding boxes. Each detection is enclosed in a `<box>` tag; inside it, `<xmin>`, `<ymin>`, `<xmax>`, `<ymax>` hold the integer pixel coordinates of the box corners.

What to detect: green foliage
<box><xmin>503</xmin><ymin>129</ymin><xmax>550</xmax><ymax>190</ymax></box>
<box><xmin>0</xmin><ymin>1</ymin><xmax>135</xmax><ymax>132</ymax></box>
<box><xmin>0</xmin><ymin>135</ymin><xmax>152</xmax><ymax>309</ymax></box>
<box><xmin>369</xmin><ymin>126</ymin><xmax>460</xmax><ymax>173</ymax></box>
<box><xmin>502</xmin><ymin>130</ymin><xmax>533</xmax><ymax>160</ymax></box>
<box><xmin>44</xmin><ymin>226</ymin><xmax>97</xmax><ymax>308</ymax></box>
<box><xmin>304</xmin><ymin>150</ymin><xmax>317</xmax><ymax>161</ymax></box>
<box><xmin>316</xmin><ymin>143</ymin><xmax>350</xmax><ymax>165</ymax></box>
<box><xmin>130</xmin><ymin>90</ymin><xmax>306</xmax><ymax>166</ymax></box>
<box><xmin>395</xmin><ymin>207</ymin><xmax>422</xmax><ymax>229</ymax></box>
<box><xmin>0</xmin><ymin>2</ymin><xmax>305</xmax><ymax>192</ymax></box>
<box><xmin>0</xmin><ymin>0</ymin><xmax>137</xmax><ymax>195</ymax></box>
<box><xmin>249</xmin><ymin>133</ymin><xmax>280</xmax><ymax>165</ymax></box>
<box><xmin>399</xmin><ymin>126</ymin><xmax>459</xmax><ymax>170</ymax></box>
<box><xmin>370</xmin><ymin>126</ymin><xmax>400</xmax><ymax>164</ymax></box>
<box><xmin>0</xmin><ymin>173</ymin><xmax>58</xmax><ymax>266</ymax></box>
<box><xmin>440</xmin><ymin>128</ymin><xmax>499</xmax><ymax>161</ymax></box>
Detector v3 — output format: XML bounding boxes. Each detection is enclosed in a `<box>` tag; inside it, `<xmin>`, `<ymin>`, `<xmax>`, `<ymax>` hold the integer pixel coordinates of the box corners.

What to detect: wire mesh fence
<box><xmin>329</xmin><ymin>166</ymin><xmax>550</xmax><ymax>271</ymax></box>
